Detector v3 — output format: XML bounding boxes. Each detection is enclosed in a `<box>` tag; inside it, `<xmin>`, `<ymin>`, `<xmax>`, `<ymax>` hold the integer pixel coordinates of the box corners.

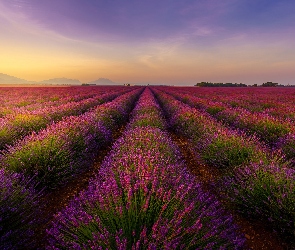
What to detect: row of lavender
<box><xmin>47</xmin><ymin>88</ymin><xmax>245</xmax><ymax>249</ymax></box>
<box><xmin>0</xmin><ymin>91</ymin><xmax>100</xmax><ymax>119</ymax></box>
<box><xmin>0</xmin><ymin>87</ymin><xmax>132</xmax><ymax>151</ymax></box>
<box><xmin>0</xmin><ymin>86</ymin><xmax>111</xmax><ymax>116</ymax></box>
<box><xmin>171</xmin><ymin>86</ymin><xmax>295</xmax><ymax>118</ymax></box>
<box><xmin>153</xmin><ymin>88</ymin><xmax>295</xmax><ymax>240</ymax></box>
<box><xmin>0</xmin><ymin>88</ymin><xmax>143</xmax><ymax>249</ymax></box>
<box><xmin>0</xmin><ymin>86</ymin><xmax>120</xmax><ymax>107</ymax></box>
<box><xmin>162</xmin><ymin>87</ymin><xmax>295</xmax><ymax>165</ymax></box>
<box><xmin>0</xmin><ymin>90</ymin><xmax>94</xmax><ymax>114</ymax></box>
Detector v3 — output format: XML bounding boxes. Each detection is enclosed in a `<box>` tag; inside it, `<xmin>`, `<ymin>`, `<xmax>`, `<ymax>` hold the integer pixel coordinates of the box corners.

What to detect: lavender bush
<box><xmin>222</xmin><ymin>161</ymin><xmax>295</xmax><ymax>238</ymax></box>
<box><xmin>0</xmin><ymin>168</ymin><xmax>41</xmax><ymax>249</ymax></box>
<box><xmin>198</xmin><ymin>130</ymin><xmax>267</xmax><ymax>169</ymax></box>
<box><xmin>127</xmin><ymin>88</ymin><xmax>166</xmax><ymax>130</ymax></box>
<box><xmin>1</xmin><ymin>114</ymin><xmax>109</xmax><ymax>189</ymax></box>
<box><xmin>277</xmin><ymin>133</ymin><xmax>295</xmax><ymax>166</ymax></box>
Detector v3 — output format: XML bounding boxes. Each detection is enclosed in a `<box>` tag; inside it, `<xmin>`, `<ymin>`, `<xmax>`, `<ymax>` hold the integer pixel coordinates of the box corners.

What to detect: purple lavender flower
<box><xmin>0</xmin><ymin>168</ymin><xmax>41</xmax><ymax>249</ymax></box>
<box><xmin>222</xmin><ymin>160</ymin><xmax>295</xmax><ymax>238</ymax></box>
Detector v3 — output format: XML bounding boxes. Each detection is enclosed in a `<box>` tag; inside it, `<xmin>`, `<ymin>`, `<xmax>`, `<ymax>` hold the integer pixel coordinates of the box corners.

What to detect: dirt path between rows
<box><xmin>169</xmin><ymin>132</ymin><xmax>290</xmax><ymax>250</ymax></box>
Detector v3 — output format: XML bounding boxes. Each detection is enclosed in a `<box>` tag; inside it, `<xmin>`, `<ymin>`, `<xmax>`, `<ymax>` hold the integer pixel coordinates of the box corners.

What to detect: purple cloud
<box><xmin>2</xmin><ymin>0</ymin><xmax>293</xmax><ymax>44</ymax></box>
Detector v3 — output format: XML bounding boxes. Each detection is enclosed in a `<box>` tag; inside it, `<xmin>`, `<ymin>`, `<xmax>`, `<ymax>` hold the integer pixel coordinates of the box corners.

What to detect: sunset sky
<box><xmin>0</xmin><ymin>0</ymin><xmax>295</xmax><ymax>85</ymax></box>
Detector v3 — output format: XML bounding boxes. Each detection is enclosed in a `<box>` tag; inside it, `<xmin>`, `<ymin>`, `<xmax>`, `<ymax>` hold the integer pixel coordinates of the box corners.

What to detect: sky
<box><xmin>0</xmin><ymin>0</ymin><xmax>295</xmax><ymax>85</ymax></box>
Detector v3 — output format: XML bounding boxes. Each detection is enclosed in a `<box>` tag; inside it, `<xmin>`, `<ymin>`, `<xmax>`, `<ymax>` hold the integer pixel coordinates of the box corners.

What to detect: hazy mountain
<box><xmin>87</xmin><ymin>78</ymin><xmax>116</xmax><ymax>85</ymax></box>
<box><xmin>0</xmin><ymin>73</ymin><xmax>37</xmax><ymax>84</ymax></box>
<box><xmin>0</xmin><ymin>73</ymin><xmax>114</xmax><ymax>86</ymax></box>
<box><xmin>40</xmin><ymin>78</ymin><xmax>81</xmax><ymax>85</ymax></box>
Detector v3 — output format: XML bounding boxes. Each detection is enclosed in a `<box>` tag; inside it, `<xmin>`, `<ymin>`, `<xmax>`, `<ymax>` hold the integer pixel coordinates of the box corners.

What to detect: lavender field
<box><xmin>1</xmin><ymin>86</ymin><xmax>295</xmax><ymax>249</ymax></box>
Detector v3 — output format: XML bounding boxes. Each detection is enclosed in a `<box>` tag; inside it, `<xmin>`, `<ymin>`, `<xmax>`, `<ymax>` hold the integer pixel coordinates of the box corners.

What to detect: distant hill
<box><xmin>40</xmin><ymin>78</ymin><xmax>81</xmax><ymax>85</ymax></box>
<box><xmin>87</xmin><ymin>78</ymin><xmax>116</xmax><ymax>85</ymax></box>
<box><xmin>0</xmin><ymin>73</ymin><xmax>115</xmax><ymax>86</ymax></box>
<box><xmin>0</xmin><ymin>73</ymin><xmax>37</xmax><ymax>84</ymax></box>
<box><xmin>0</xmin><ymin>73</ymin><xmax>80</xmax><ymax>85</ymax></box>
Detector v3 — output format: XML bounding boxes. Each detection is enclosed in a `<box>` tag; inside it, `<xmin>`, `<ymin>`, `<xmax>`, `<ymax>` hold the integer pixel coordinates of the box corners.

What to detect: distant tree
<box><xmin>262</xmin><ymin>82</ymin><xmax>278</xmax><ymax>87</ymax></box>
<box><xmin>195</xmin><ymin>82</ymin><xmax>247</xmax><ymax>87</ymax></box>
